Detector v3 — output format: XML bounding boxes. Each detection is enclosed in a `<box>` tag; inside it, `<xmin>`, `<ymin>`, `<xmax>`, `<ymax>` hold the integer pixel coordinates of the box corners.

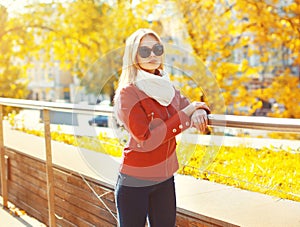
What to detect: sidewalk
<box><xmin>0</xmin><ymin>197</ymin><xmax>46</xmax><ymax>227</ymax></box>
<box><xmin>175</xmin><ymin>175</ymin><xmax>300</xmax><ymax>227</ymax></box>
<box><xmin>2</xmin><ymin>121</ymin><xmax>300</xmax><ymax>227</ymax></box>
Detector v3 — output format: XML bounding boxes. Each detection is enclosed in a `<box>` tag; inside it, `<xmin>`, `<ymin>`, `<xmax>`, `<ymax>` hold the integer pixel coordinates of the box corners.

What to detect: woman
<box><xmin>113</xmin><ymin>28</ymin><xmax>210</xmax><ymax>227</ymax></box>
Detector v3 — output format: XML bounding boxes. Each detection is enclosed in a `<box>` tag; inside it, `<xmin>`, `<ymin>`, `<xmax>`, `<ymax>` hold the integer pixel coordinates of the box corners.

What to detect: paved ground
<box><xmin>175</xmin><ymin>175</ymin><xmax>300</xmax><ymax>227</ymax></box>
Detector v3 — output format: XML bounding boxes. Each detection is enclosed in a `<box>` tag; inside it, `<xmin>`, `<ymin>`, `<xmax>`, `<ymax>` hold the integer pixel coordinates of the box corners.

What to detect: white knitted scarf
<box><xmin>135</xmin><ymin>69</ymin><xmax>175</xmax><ymax>106</ymax></box>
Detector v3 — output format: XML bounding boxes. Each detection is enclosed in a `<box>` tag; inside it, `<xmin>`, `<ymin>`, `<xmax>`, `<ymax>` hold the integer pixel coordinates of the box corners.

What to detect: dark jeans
<box><xmin>115</xmin><ymin>175</ymin><xmax>176</xmax><ymax>227</ymax></box>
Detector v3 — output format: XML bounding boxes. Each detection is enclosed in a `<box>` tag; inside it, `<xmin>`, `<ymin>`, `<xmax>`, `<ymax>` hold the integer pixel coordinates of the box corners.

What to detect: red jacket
<box><xmin>115</xmin><ymin>84</ymin><xmax>194</xmax><ymax>181</ymax></box>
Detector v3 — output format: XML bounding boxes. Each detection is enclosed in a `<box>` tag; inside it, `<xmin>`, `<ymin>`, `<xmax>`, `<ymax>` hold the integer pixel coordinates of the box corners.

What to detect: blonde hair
<box><xmin>114</xmin><ymin>28</ymin><xmax>164</xmax><ymax>103</ymax></box>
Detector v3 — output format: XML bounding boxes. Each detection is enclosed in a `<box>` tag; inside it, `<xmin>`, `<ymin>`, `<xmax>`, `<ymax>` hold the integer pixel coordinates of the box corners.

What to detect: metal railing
<box><xmin>0</xmin><ymin>97</ymin><xmax>299</xmax><ymax>132</ymax></box>
<box><xmin>0</xmin><ymin>97</ymin><xmax>300</xmax><ymax>226</ymax></box>
<box><xmin>208</xmin><ymin>114</ymin><xmax>300</xmax><ymax>133</ymax></box>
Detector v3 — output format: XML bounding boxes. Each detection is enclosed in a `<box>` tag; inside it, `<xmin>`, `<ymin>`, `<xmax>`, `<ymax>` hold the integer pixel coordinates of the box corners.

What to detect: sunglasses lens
<box><xmin>138</xmin><ymin>47</ymin><xmax>151</xmax><ymax>58</ymax></box>
<box><xmin>153</xmin><ymin>44</ymin><xmax>164</xmax><ymax>56</ymax></box>
<box><xmin>138</xmin><ymin>44</ymin><xmax>164</xmax><ymax>58</ymax></box>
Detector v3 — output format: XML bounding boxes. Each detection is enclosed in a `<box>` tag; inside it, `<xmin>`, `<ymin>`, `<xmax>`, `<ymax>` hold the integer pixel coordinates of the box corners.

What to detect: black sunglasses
<box><xmin>138</xmin><ymin>43</ymin><xmax>164</xmax><ymax>58</ymax></box>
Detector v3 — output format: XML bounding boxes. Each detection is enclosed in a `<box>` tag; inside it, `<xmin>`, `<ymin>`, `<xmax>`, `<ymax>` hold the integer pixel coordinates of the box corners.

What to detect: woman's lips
<box><xmin>148</xmin><ymin>59</ymin><xmax>158</xmax><ymax>63</ymax></box>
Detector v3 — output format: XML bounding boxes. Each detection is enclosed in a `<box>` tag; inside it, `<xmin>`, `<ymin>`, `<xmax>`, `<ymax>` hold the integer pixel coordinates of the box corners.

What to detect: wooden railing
<box><xmin>0</xmin><ymin>97</ymin><xmax>299</xmax><ymax>226</ymax></box>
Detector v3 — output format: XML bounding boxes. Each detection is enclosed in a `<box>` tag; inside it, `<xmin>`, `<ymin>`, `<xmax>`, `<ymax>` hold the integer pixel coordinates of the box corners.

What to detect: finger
<box><xmin>200</xmin><ymin>118</ymin><xmax>207</xmax><ymax>132</ymax></box>
<box><xmin>192</xmin><ymin>114</ymin><xmax>207</xmax><ymax>132</ymax></box>
<box><xmin>203</xmin><ymin>118</ymin><xmax>208</xmax><ymax>128</ymax></box>
<box><xmin>194</xmin><ymin>119</ymin><xmax>203</xmax><ymax>132</ymax></box>
<box><xmin>202</xmin><ymin>114</ymin><xmax>207</xmax><ymax>125</ymax></box>
<box><xmin>193</xmin><ymin>120</ymin><xmax>201</xmax><ymax>131</ymax></box>
<box><xmin>201</xmin><ymin>121</ymin><xmax>205</xmax><ymax>132</ymax></box>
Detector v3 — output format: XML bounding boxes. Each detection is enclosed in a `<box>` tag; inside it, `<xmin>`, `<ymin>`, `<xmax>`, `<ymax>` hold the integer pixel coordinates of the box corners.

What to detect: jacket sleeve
<box><xmin>178</xmin><ymin>90</ymin><xmax>190</xmax><ymax>110</ymax></box>
<box><xmin>116</xmin><ymin>86</ymin><xmax>192</xmax><ymax>152</ymax></box>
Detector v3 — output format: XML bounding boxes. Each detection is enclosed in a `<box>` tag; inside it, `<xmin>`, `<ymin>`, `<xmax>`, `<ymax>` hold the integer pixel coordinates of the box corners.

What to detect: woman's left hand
<box><xmin>191</xmin><ymin>109</ymin><xmax>208</xmax><ymax>133</ymax></box>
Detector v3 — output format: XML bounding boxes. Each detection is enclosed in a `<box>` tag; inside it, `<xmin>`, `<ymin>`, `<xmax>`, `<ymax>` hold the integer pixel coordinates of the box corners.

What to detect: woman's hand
<box><xmin>182</xmin><ymin>101</ymin><xmax>210</xmax><ymax>116</ymax></box>
<box><xmin>191</xmin><ymin>109</ymin><xmax>208</xmax><ymax>133</ymax></box>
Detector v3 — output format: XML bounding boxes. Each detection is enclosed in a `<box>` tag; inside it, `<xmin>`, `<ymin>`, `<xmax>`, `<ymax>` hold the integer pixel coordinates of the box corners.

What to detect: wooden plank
<box><xmin>55</xmin><ymin>205</ymin><xmax>95</xmax><ymax>227</ymax></box>
<box><xmin>0</xmin><ymin>104</ymin><xmax>8</xmax><ymax>208</ymax></box>
<box><xmin>176</xmin><ymin>215</ymin><xmax>192</xmax><ymax>227</ymax></box>
<box><xmin>53</xmin><ymin>171</ymin><xmax>99</xmax><ymax>202</ymax></box>
<box><xmin>55</xmin><ymin>214</ymin><xmax>78</xmax><ymax>227</ymax></box>
<box><xmin>7</xmin><ymin>148</ymin><xmax>46</xmax><ymax>171</ymax></box>
<box><xmin>54</xmin><ymin>186</ymin><xmax>117</xmax><ymax>223</ymax></box>
<box><xmin>54</xmin><ymin>193</ymin><xmax>116</xmax><ymax>226</ymax></box>
<box><xmin>177</xmin><ymin>207</ymin><xmax>240</xmax><ymax>227</ymax></box>
<box><xmin>8</xmin><ymin>194</ymin><xmax>47</xmax><ymax>224</ymax></box>
<box><xmin>43</xmin><ymin>109</ymin><xmax>56</xmax><ymax>227</ymax></box>
<box><xmin>7</xmin><ymin>180</ymin><xmax>48</xmax><ymax>222</ymax></box>
<box><xmin>176</xmin><ymin>214</ymin><xmax>214</xmax><ymax>227</ymax></box>
<box><xmin>8</xmin><ymin>158</ymin><xmax>46</xmax><ymax>183</ymax></box>
<box><xmin>54</xmin><ymin>178</ymin><xmax>116</xmax><ymax>213</ymax></box>
<box><xmin>52</xmin><ymin>168</ymin><xmax>117</xmax><ymax>225</ymax></box>
<box><xmin>79</xmin><ymin>178</ymin><xmax>115</xmax><ymax>202</ymax></box>
<box><xmin>54</xmin><ymin>169</ymin><xmax>115</xmax><ymax>201</ymax></box>
<box><xmin>9</xmin><ymin>169</ymin><xmax>47</xmax><ymax>199</ymax></box>
<box><xmin>7</xmin><ymin>180</ymin><xmax>48</xmax><ymax>210</ymax></box>
<box><xmin>4</xmin><ymin>149</ymin><xmax>49</xmax><ymax>224</ymax></box>
<box><xmin>54</xmin><ymin>169</ymin><xmax>115</xmax><ymax>207</ymax></box>
<box><xmin>54</xmin><ymin>204</ymin><xmax>115</xmax><ymax>227</ymax></box>
<box><xmin>53</xmin><ymin>174</ymin><xmax>117</xmax><ymax>222</ymax></box>
<box><xmin>7</xmin><ymin>149</ymin><xmax>47</xmax><ymax>199</ymax></box>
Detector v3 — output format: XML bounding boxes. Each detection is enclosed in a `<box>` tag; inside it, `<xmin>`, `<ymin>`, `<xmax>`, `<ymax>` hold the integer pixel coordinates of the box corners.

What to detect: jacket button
<box><xmin>179</xmin><ymin>124</ymin><xmax>183</xmax><ymax>129</ymax></box>
<box><xmin>137</xmin><ymin>144</ymin><xmax>141</xmax><ymax>148</ymax></box>
<box><xmin>185</xmin><ymin>122</ymin><xmax>190</xmax><ymax>126</ymax></box>
<box><xmin>172</xmin><ymin>128</ymin><xmax>177</xmax><ymax>133</ymax></box>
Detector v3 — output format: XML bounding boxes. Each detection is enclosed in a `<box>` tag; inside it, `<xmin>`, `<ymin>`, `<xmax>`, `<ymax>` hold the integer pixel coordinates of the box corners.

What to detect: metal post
<box><xmin>43</xmin><ymin>109</ymin><xmax>56</xmax><ymax>227</ymax></box>
<box><xmin>0</xmin><ymin>105</ymin><xmax>8</xmax><ymax>208</ymax></box>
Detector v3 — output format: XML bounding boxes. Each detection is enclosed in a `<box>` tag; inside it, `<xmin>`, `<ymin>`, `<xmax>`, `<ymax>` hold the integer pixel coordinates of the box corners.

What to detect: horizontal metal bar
<box><xmin>0</xmin><ymin>97</ymin><xmax>113</xmax><ymax>116</ymax></box>
<box><xmin>0</xmin><ymin>97</ymin><xmax>299</xmax><ymax>133</ymax></box>
<box><xmin>208</xmin><ymin>114</ymin><xmax>300</xmax><ymax>133</ymax></box>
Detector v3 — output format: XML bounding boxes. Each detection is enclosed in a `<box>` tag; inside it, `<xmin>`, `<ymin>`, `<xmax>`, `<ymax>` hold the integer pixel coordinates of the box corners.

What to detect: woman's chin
<box><xmin>140</xmin><ymin>63</ymin><xmax>161</xmax><ymax>71</ymax></box>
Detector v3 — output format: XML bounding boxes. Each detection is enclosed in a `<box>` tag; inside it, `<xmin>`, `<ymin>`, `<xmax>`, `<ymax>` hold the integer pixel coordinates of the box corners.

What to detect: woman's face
<box><xmin>136</xmin><ymin>35</ymin><xmax>163</xmax><ymax>74</ymax></box>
